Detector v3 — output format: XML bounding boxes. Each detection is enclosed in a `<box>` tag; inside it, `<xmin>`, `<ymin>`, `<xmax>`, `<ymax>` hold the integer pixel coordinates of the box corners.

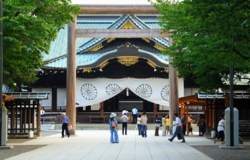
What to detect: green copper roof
<box><xmin>43</xmin><ymin>14</ymin><xmax>168</xmax><ymax>69</ymax></box>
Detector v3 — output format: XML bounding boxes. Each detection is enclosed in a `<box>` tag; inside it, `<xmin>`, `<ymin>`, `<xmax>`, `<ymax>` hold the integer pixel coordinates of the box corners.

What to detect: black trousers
<box><xmin>182</xmin><ymin>124</ymin><xmax>186</xmax><ymax>135</ymax></box>
<box><xmin>41</xmin><ymin>115</ymin><xmax>45</xmax><ymax>124</ymax></box>
<box><xmin>62</xmin><ymin>123</ymin><xmax>70</xmax><ymax>137</ymax></box>
<box><xmin>122</xmin><ymin>122</ymin><xmax>127</xmax><ymax>135</ymax></box>
<box><xmin>132</xmin><ymin>114</ymin><xmax>137</xmax><ymax>123</ymax></box>
<box><xmin>217</xmin><ymin>130</ymin><xmax>224</xmax><ymax>141</ymax></box>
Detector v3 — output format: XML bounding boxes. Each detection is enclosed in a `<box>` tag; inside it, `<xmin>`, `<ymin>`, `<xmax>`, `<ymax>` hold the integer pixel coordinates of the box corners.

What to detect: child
<box><xmin>165</xmin><ymin>114</ymin><xmax>170</xmax><ymax>135</ymax></box>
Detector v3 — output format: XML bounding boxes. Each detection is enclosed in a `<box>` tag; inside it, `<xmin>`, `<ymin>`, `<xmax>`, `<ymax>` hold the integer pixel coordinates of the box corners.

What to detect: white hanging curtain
<box><xmin>76</xmin><ymin>78</ymin><xmax>169</xmax><ymax>107</ymax></box>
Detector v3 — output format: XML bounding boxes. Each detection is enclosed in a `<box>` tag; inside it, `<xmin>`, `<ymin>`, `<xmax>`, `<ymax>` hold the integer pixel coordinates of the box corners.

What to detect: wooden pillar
<box><xmin>52</xmin><ymin>87</ymin><xmax>57</xmax><ymax>111</ymax></box>
<box><xmin>185</xmin><ymin>104</ymin><xmax>189</xmax><ymax>134</ymax></box>
<box><xmin>212</xmin><ymin>100</ymin><xmax>216</xmax><ymax>130</ymax></box>
<box><xmin>37</xmin><ymin>102</ymin><xmax>41</xmax><ymax>136</ymax></box>
<box><xmin>204</xmin><ymin>105</ymin><xmax>208</xmax><ymax>131</ymax></box>
<box><xmin>169</xmin><ymin>38</ymin><xmax>179</xmax><ymax>131</ymax></box>
<box><xmin>100</xmin><ymin>102</ymin><xmax>104</xmax><ymax>116</ymax></box>
<box><xmin>66</xmin><ymin>16</ymin><xmax>77</xmax><ymax>135</ymax></box>
<box><xmin>153</xmin><ymin>104</ymin><xmax>157</xmax><ymax>116</ymax></box>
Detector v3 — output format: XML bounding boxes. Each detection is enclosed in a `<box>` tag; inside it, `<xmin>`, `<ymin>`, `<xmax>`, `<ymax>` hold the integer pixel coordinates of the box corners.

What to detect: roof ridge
<box><xmin>76</xmin><ymin>15</ymin><xmax>127</xmax><ymax>53</ymax></box>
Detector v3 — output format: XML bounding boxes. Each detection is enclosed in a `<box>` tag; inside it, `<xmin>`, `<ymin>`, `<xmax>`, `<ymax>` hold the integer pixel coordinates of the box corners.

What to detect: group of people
<box><xmin>58</xmin><ymin>107</ymin><xmax>225</xmax><ymax>145</ymax></box>
<box><xmin>108</xmin><ymin>111</ymin><xmax>149</xmax><ymax>143</ymax></box>
<box><xmin>154</xmin><ymin>114</ymin><xmax>170</xmax><ymax>136</ymax></box>
<box><xmin>108</xmin><ymin>111</ymin><xmax>186</xmax><ymax>143</ymax></box>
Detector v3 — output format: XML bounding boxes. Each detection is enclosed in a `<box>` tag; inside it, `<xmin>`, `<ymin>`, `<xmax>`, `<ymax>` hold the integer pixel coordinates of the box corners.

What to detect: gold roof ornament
<box><xmin>100</xmin><ymin>61</ymin><xmax>109</xmax><ymax>69</ymax></box>
<box><xmin>89</xmin><ymin>43</ymin><xmax>103</xmax><ymax>52</ymax></box>
<box><xmin>147</xmin><ymin>60</ymin><xmax>156</xmax><ymax>68</ymax></box>
<box><xmin>164</xmin><ymin>67</ymin><xmax>169</xmax><ymax>72</ymax></box>
<box><xmin>154</xmin><ymin>43</ymin><xmax>165</xmax><ymax>51</ymax></box>
<box><xmin>118</xmin><ymin>57</ymin><xmax>138</xmax><ymax>66</ymax></box>
<box><xmin>83</xmin><ymin>68</ymin><xmax>92</xmax><ymax>73</ymax></box>
<box><xmin>120</xmin><ymin>20</ymin><xmax>137</xmax><ymax>29</ymax></box>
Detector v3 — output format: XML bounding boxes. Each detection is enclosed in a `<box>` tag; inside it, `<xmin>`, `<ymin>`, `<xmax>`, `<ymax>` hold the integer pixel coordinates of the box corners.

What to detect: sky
<box><xmin>71</xmin><ymin>0</ymin><xmax>154</xmax><ymax>5</ymax></box>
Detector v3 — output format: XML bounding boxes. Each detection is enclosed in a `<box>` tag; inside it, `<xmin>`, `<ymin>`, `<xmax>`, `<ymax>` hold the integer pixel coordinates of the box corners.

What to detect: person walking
<box><xmin>61</xmin><ymin>113</ymin><xmax>70</xmax><ymax>138</ymax></box>
<box><xmin>141</xmin><ymin>112</ymin><xmax>148</xmax><ymax>138</ymax></box>
<box><xmin>121</xmin><ymin>112</ymin><xmax>128</xmax><ymax>135</ymax></box>
<box><xmin>137</xmin><ymin>114</ymin><xmax>142</xmax><ymax>135</ymax></box>
<box><xmin>154</xmin><ymin>114</ymin><xmax>161</xmax><ymax>136</ymax></box>
<box><xmin>165</xmin><ymin>114</ymin><xmax>170</xmax><ymax>135</ymax></box>
<box><xmin>132</xmin><ymin>107</ymin><xmax>138</xmax><ymax>124</ymax></box>
<box><xmin>214</xmin><ymin>116</ymin><xmax>225</xmax><ymax>144</ymax></box>
<box><xmin>168</xmin><ymin>113</ymin><xmax>185</xmax><ymax>143</ymax></box>
<box><xmin>162</xmin><ymin>114</ymin><xmax>166</xmax><ymax>136</ymax></box>
<box><xmin>108</xmin><ymin>112</ymin><xmax>119</xmax><ymax>143</ymax></box>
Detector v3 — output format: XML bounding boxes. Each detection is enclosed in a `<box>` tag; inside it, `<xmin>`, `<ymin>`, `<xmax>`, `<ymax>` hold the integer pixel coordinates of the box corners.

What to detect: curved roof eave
<box><xmin>77</xmin><ymin>49</ymin><xmax>169</xmax><ymax>69</ymax></box>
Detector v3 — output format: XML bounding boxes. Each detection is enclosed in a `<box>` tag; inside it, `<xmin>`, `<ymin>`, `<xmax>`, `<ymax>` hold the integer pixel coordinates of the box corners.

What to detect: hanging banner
<box><xmin>76</xmin><ymin>78</ymin><xmax>169</xmax><ymax>107</ymax></box>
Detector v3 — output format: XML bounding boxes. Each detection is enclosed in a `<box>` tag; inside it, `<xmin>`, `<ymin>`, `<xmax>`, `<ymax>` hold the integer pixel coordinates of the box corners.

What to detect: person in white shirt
<box><xmin>132</xmin><ymin>107</ymin><xmax>138</xmax><ymax>124</ymax></box>
<box><xmin>214</xmin><ymin>116</ymin><xmax>225</xmax><ymax>144</ymax></box>
<box><xmin>120</xmin><ymin>113</ymin><xmax>128</xmax><ymax>135</ymax></box>
<box><xmin>137</xmin><ymin>114</ymin><xmax>142</xmax><ymax>135</ymax></box>
<box><xmin>168</xmin><ymin>113</ymin><xmax>185</xmax><ymax>143</ymax></box>
<box><xmin>40</xmin><ymin>107</ymin><xmax>45</xmax><ymax>124</ymax></box>
<box><xmin>122</xmin><ymin>108</ymin><xmax>128</xmax><ymax>115</ymax></box>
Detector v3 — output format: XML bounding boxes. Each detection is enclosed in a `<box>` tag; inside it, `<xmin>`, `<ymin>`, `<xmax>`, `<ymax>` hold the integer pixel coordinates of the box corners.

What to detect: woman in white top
<box><xmin>214</xmin><ymin>116</ymin><xmax>225</xmax><ymax>144</ymax></box>
<box><xmin>137</xmin><ymin>114</ymin><xmax>142</xmax><ymax>135</ymax></box>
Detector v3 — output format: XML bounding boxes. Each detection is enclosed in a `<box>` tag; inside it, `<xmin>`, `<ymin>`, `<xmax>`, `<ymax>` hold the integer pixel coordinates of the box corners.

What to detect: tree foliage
<box><xmin>1</xmin><ymin>0</ymin><xmax>80</xmax><ymax>89</ymax></box>
<box><xmin>151</xmin><ymin>0</ymin><xmax>250</xmax><ymax>92</ymax></box>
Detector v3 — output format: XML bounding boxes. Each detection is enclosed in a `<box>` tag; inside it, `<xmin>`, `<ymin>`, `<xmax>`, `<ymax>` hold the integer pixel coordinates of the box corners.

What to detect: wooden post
<box><xmin>100</xmin><ymin>102</ymin><xmax>104</xmax><ymax>116</ymax></box>
<box><xmin>66</xmin><ymin>16</ymin><xmax>77</xmax><ymax>135</ymax></box>
<box><xmin>153</xmin><ymin>104</ymin><xmax>157</xmax><ymax>116</ymax></box>
<box><xmin>38</xmin><ymin>102</ymin><xmax>41</xmax><ymax>136</ymax></box>
<box><xmin>169</xmin><ymin>38</ymin><xmax>179</xmax><ymax>133</ymax></box>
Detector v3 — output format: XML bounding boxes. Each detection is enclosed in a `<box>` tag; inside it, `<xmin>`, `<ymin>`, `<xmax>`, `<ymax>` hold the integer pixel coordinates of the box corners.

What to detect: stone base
<box><xmin>0</xmin><ymin>146</ymin><xmax>14</xmax><ymax>149</ymax></box>
<box><xmin>219</xmin><ymin>145</ymin><xmax>245</xmax><ymax>149</ymax></box>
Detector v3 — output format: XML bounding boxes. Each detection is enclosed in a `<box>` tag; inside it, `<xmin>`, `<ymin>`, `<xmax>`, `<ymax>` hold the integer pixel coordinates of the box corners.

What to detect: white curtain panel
<box><xmin>76</xmin><ymin>78</ymin><xmax>169</xmax><ymax>107</ymax></box>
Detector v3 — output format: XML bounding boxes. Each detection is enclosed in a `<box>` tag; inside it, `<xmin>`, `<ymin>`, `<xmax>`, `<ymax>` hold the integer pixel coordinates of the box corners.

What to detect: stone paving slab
<box><xmin>6</xmin><ymin>130</ymin><xmax>215</xmax><ymax>160</ymax></box>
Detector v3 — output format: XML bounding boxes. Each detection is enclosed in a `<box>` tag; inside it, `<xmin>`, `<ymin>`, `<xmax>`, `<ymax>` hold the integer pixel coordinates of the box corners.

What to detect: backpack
<box><xmin>111</xmin><ymin>121</ymin><xmax>116</xmax><ymax>128</ymax></box>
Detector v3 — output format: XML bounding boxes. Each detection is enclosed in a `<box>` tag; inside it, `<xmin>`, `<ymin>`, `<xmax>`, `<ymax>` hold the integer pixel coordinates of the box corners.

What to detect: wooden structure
<box><xmin>179</xmin><ymin>93</ymin><xmax>250</xmax><ymax>136</ymax></box>
<box><xmin>65</xmin><ymin>5</ymin><xmax>177</xmax><ymax>135</ymax></box>
<box><xmin>2</xmin><ymin>94</ymin><xmax>14</xmax><ymax>106</ymax></box>
<box><xmin>4</xmin><ymin>92</ymin><xmax>49</xmax><ymax>136</ymax></box>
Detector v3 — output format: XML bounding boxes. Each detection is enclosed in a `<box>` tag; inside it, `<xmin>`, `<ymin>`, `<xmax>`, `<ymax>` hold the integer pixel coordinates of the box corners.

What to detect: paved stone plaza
<box><xmin>4</xmin><ymin>130</ymin><xmax>219</xmax><ymax>160</ymax></box>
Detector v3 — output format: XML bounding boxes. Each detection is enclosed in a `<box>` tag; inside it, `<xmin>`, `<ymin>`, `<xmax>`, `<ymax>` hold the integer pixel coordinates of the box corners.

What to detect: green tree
<box><xmin>1</xmin><ymin>0</ymin><xmax>80</xmax><ymax>89</ymax></box>
<box><xmin>151</xmin><ymin>0</ymin><xmax>250</xmax><ymax>92</ymax></box>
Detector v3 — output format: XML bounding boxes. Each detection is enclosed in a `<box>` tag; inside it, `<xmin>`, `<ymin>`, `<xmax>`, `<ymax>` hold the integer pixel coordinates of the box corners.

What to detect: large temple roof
<box><xmin>43</xmin><ymin>14</ymin><xmax>169</xmax><ymax>69</ymax></box>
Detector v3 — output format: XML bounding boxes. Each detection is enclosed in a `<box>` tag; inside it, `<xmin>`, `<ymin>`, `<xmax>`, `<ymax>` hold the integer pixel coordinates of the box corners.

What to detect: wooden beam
<box><xmin>179</xmin><ymin>95</ymin><xmax>198</xmax><ymax>104</ymax></box>
<box><xmin>76</xmin><ymin>29</ymin><xmax>169</xmax><ymax>38</ymax></box>
<box><xmin>79</xmin><ymin>5</ymin><xmax>159</xmax><ymax>14</ymax></box>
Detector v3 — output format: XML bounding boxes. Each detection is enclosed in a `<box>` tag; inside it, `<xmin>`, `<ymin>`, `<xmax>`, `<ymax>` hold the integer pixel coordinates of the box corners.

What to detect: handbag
<box><xmin>68</xmin><ymin>125</ymin><xmax>73</xmax><ymax>130</ymax></box>
<box><xmin>112</xmin><ymin>121</ymin><xmax>116</xmax><ymax>128</ymax></box>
